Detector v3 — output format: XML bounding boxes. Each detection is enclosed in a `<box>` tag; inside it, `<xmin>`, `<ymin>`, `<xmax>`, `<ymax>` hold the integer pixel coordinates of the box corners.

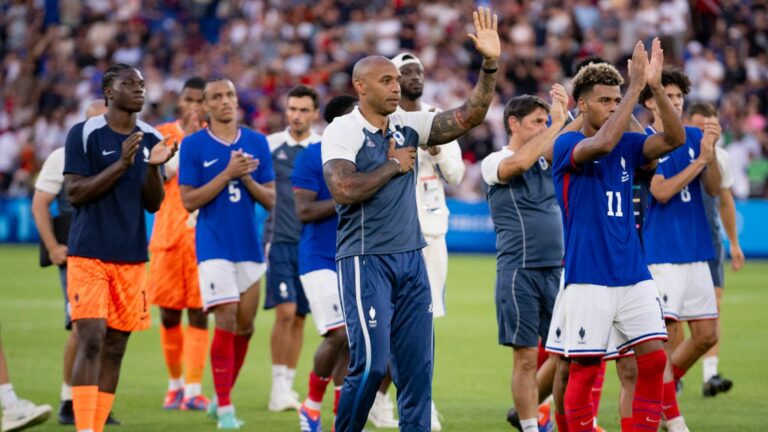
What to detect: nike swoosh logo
<box><xmin>203</xmin><ymin>159</ymin><xmax>218</xmax><ymax>167</ymax></box>
<box><xmin>102</xmin><ymin>150</ymin><xmax>116</xmax><ymax>156</ymax></box>
<box><xmin>580</xmin><ymin>419</ymin><xmax>593</xmax><ymax>426</ymax></box>
<box><xmin>659</xmin><ymin>156</ymin><xmax>670</xmax><ymax>162</ymax></box>
<box><xmin>646</xmin><ymin>417</ymin><xmax>660</xmax><ymax>423</ymax></box>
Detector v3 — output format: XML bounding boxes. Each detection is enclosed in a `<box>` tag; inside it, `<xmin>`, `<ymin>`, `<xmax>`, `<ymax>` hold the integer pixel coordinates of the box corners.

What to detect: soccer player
<box><xmin>64</xmin><ymin>63</ymin><xmax>176</xmax><ymax>432</ymax></box>
<box><xmin>293</xmin><ymin>95</ymin><xmax>358</xmax><ymax>432</ymax></box>
<box><xmin>481</xmin><ymin>85</ymin><xmax>568</xmax><ymax>432</ymax></box>
<box><xmin>640</xmin><ymin>68</ymin><xmax>722</xmax><ymax>432</ymax></box>
<box><xmin>386</xmin><ymin>52</ymin><xmax>466</xmax><ymax>431</ymax></box>
<box><xmin>548</xmin><ymin>39</ymin><xmax>685</xmax><ymax>431</ymax></box>
<box><xmin>31</xmin><ymin>100</ymin><xmax>108</xmax><ymax>425</ymax></box>
<box><xmin>0</xmin><ymin>327</ymin><xmax>52</xmax><ymax>431</ymax></box>
<box><xmin>147</xmin><ymin>77</ymin><xmax>211</xmax><ymax>411</ymax></box>
<box><xmin>178</xmin><ymin>78</ymin><xmax>275</xmax><ymax>429</ymax></box>
<box><xmin>322</xmin><ymin>7</ymin><xmax>500</xmax><ymax>431</ymax></box>
<box><xmin>264</xmin><ymin>85</ymin><xmax>321</xmax><ymax>411</ymax></box>
<box><xmin>686</xmin><ymin>101</ymin><xmax>744</xmax><ymax>397</ymax></box>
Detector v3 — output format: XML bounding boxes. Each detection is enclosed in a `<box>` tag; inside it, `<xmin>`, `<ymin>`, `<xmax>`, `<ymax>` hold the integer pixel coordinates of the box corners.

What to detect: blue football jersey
<box><xmin>178</xmin><ymin>127</ymin><xmax>275</xmax><ymax>263</ymax></box>
<box><xmin>553</xmin><ymin>131</ymin><xmax>652</xmax><ymax>287</ymax></box>
<box><xmin>63</xmin><ymin>115</ymin><xmax>162</xmax><ymax>262</ymax></box>
<box><xmin>643</xmin><ymin>126</ymin><xmax>715</xmax><ymax>264</ymax></box>
<box><xmin>291</xmin><ymin>142</ymin><xmax>337</xmax><ymax>274</ymax></box>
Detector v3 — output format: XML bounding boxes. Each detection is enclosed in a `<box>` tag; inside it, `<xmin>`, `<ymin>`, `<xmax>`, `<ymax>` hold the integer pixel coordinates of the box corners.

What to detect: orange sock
<box><xmin>72</xmin><ymin>385</ymin><xmax>98</xmax><ymax>431</ymax></box>
<box><xmin>184</xmin><ymin>326</ymin><xmax>209</xmax><ymax>386</ymax></box>
<box><xmin>161</xmin><ymin>324</ymin><xmax>184</xmax><ymax>380</ymax></box>
<box><xmin>93</xmin><ymin>392</ymin><xmax>115</xmax><ymax>432</ymax></box>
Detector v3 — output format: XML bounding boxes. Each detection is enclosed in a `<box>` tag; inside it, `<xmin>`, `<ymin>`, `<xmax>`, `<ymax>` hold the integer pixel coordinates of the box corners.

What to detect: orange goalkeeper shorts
<box><xmin>148</xmin><ymin>240</ymin><xmax>202</xmax><ymax>310</ymax></box>
<box><xmin>67</xmin><ymin>256</ymin><xmax>151</xmax><ymax>332</ymax></box>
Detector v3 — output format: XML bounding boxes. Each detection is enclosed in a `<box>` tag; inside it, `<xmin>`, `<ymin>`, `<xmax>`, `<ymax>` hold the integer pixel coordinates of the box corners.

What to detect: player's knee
<box><xmin>326</xmin><ymin>328</ymin><xmax>348</xmax><ymax>351</ymax></box>
<box><xmin>512</xmin><ymin>348</ymin><xmax>539</xmax><ymax>374</ymax></box>
<box><xmin>187</xmin><ymin>308</ymin><xmax>208</xmax><ymax>329</ymax></box>
<box><xmin>695</xmin><ymin>326</ymin><xmax>718</xmax><ymax>349</ymax></box>
<box><xmin>160</xmin><ymin>308</ymin><xmax>183</xmax><ymax>328</ymax></box>
<box><xmin>617</xmin><ymin>360</ymin><xmax>638</xmax><ymax>384</ymax></box>
<box><xmin>78</xmin><ymin>333</ymin><xmax>104</xmax><ymax>361</ymax></box>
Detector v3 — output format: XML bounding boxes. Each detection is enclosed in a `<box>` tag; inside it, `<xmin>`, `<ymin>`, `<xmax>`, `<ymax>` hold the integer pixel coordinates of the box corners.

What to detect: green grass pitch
<box><xmin>1</xmin><ymin>245</ymin><xmax>765</xmax><ymax>431</ymax></box>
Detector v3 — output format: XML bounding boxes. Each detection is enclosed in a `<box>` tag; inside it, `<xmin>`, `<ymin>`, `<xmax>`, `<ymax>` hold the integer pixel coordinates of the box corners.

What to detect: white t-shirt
<box><xmin>34</xmin><ymin>147</ymin><xmax>65</xmax><ymax>195</ymax></box>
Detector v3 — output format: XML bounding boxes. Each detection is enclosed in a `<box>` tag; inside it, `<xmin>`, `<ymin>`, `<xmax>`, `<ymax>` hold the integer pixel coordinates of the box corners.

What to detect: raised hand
<box><xmin>646</xmin><ymin>37</ymin><xmax>664</xmax><ymax>90</ymax></box>
<box><xmin>149</xmin><ymin>135</ymin><xmax>178</xmax><ymax>166</ymax></box>
<box><xmin>702</xmin><ymin>117</ymin><xmax>722</xmax><ymax>144</ymax></box>
<box><xmin>627</xmin><ymin>41</ymin><xmax>649</xmax><ymax>91</ymax></box>
<box><xmin>467</xmin><ymin>7</ymin><xmax>500</xmax><ymax>61</ymax></box>
<box><xmin>549</xmin><ymin>83</ymin><xmax>569</xmax><ymax>126</ymax></box>
<box><xmin>387</xmin><ymin>137</ymin><xmax>416</xmax><ymax>173</ymax></box>
<box><xmin>119</xmin><ymin>132</ymin><xmax>143</xmax><ymax>167</ymax></box>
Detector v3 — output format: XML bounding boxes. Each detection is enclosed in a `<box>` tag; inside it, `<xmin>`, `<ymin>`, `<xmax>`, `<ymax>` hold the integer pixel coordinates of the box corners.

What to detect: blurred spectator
<box><xmin>0</xmin><ymin>0</ymin><xmax>765</xmax><ymax>198</ymax></box>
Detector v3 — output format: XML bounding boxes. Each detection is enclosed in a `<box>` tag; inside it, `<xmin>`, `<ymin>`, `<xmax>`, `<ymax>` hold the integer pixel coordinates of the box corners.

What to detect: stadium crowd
<box><xmin>0</xmin><ymin>0</ymin><xmax>767</xmax><ymax>200</ymax></box>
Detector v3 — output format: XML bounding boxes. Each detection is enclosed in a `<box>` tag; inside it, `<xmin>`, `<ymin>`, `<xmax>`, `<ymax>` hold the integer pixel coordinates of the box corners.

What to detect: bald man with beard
<box><xmin>321</xmin><ymin>8</ymin><xmax>500</xmax><ymax>432</ymax></box>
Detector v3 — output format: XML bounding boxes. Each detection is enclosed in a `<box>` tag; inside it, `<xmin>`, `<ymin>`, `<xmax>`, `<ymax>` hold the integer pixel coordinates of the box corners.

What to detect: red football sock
<box><xmin>565</xmin><ymin>361</ymin><xmax>600</xmax><ymax>432</ymax></box>
<box><xmin>621</xmin><ymin>417</ymin><xmax>635</xmax><ymax>432</ymax></box>
<box><xmin>672</xmin><ymin>364</ymin><xmax>686</xmax><ymax>382</ymax></box>
<box><xmin>555</xmin><ymin>413</ymin><xmax>569</xmax><ymax>432</ymax></box>
<box><xmin>232</xmin><ymin>333</ymin><xmax>251</xmax><ymax>386</ymax></box>
<box><xmin>662</xmin><ymin>381</ymin><xmax>681</xmax><ymax>420</ymax></box>
<box><xmin>210</xmin><ymin>328</ymin><xmax>235</xmax><ymax>407</ymax></box>
<box><xmin>537</xmin><ymin>341</ymin><xmax>549</xmax><ymax>370</ymax></box>
<box><xmin>334</xmin><ymin>387</ymin><xmax>341</xmax><ymax>415</ymax></box>
<box><xmin>308</xmin><ymin>371</ymin><xmax>332</xmax><ymax>404</ymax></box>
<box><xmin>591</xmin><ymin>361</ymin><xmax>607</xmax><ymax>417</ymax></box>
<box><xmin>633</xmin><ymin>350</ymin><xmax>666</xmax><ymax>430</ymax></box>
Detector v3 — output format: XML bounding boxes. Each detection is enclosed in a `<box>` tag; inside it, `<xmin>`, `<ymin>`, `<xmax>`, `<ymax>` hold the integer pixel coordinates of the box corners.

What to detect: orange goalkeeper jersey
<box><xmin>149</xmin><ymin>121</ymin><xmax>194</xmax><ymax>251</ymax></box>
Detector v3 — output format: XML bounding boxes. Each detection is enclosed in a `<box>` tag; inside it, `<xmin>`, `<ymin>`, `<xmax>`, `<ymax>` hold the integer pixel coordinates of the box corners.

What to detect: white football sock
<box><xmin>703</xmin><ymin>356</ymin><xmax>719</xmax><ymax>382</ymax></box>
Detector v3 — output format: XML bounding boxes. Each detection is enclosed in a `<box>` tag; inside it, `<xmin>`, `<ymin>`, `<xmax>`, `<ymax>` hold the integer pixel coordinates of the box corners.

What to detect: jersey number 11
<box><xmin>606</xmin><ymin>191</ymin><xmax>624</xmax><ymax>217</ymax></box>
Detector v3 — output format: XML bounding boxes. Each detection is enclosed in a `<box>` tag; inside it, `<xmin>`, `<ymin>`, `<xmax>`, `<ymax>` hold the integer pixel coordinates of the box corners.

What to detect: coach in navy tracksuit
<box><xmin>321</xmin><ymin>9</ymin><xmax>501</xmax><ymax>431</ymax></box>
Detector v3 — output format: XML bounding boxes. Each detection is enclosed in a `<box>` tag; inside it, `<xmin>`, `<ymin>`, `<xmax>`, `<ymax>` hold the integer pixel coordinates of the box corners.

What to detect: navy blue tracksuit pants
<box><xmin>334</xmin><ymin>250</ymin><xmax>434</xmax><ymax>432</ymax></box>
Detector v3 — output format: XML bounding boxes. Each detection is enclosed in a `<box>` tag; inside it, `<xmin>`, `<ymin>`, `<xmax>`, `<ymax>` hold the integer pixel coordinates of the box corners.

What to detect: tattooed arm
<box><xmin>427</xmin><ymin>7</ymin><xmax>500</xmax><ymax>146</ymax></box>
<box><xmin>323</xmin><ymin>137</ymin><xmax>416</xmax><ymax>205</ymax></box>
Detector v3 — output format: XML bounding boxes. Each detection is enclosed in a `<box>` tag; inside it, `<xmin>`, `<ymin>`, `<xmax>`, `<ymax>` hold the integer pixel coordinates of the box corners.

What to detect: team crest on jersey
<box><xmin>554</xmin><ymin>327</ymin><xmax>562</xmax><ymax>342</ymax></box>
<box><xmin>393</xmin><ymin>130</ymin><xmax>405</xmax><ymax>146</ymax></box>
<box><xmin>620</xmin><ymin>157</ymin><xmax>629</xmax><ymax>182</ymax></box>
<box><xmin>143</xmin><ymin>146</ymin><xmax>150</xmax><ymax>163</ymax></box>
<box><xmin>688</xmin><ymin>147</ymin><xmax>695</xmax><ymax>162</ymax></box>
<box><xmin>365</xmin><ymin>136</ymin><xmax>376</xmax><ymax>148</ymax></box>
<box><xmin>368</xmin><ymin>306</ymin><xmax>377</xmax><ymax>328</ymax></box>
<box><xmin>277</xmin><ymin>150</ymin><xmax>288</xmax><ymax>160</ymax></box>
<box><xmin>279</xmin><ymin>282</ymin><xmax>288</xmax><ymax>299</ymax></box>
<box><xmin>538</xmin><ymin>156</ymin><xmax>549</xmax><ymax>170</ymax></box>
<box><xmin>578</xmin><ymin>326</ymin><xmax>586</xmax><ymax>344</ymax></box>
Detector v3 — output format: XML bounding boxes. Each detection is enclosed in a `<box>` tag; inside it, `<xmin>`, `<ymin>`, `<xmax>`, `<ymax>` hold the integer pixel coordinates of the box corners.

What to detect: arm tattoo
<box><xmin>427</xmin><ymin>69</ymin><xmax>497</xmax><ymax>146</ymax></box>
<box><xmin>323</xmin><ymin>159</ymin><xmax>399</xmax><ymax>205</ymax></box>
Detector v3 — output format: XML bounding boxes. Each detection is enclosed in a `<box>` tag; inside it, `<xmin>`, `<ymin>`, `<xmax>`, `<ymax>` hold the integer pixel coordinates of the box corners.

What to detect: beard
<box><xmin>401</xmin><ymin>86</ymin><xmax>423</xmax><ymax>101</ymax></box>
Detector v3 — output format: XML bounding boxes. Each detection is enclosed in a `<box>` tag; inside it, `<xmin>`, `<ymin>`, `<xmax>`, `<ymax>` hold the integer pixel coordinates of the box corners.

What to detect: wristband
<box><xmin>389</xmin><ymin>157</ymin><xmax>402</xmax><ymax>172</ymax></box>
<box><xmin>482</xmin><ymin>66</ymin><xmax>498</xmax><ymax>74</ymax></box>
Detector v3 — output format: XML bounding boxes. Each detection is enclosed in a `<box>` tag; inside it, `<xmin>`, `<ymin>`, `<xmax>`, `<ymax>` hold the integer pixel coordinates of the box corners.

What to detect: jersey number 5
<box><xmin>606</xmin><ymin>191</ymin><xmax>624</xmax><ymax>217</ymax></box>
<box><xmin>228</xmin><ymin>181</ymin><xmax>241</xmax><ymax>203</ymax></box>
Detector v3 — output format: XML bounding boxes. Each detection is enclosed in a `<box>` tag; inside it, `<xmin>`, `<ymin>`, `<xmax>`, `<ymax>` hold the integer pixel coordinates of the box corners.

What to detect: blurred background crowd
<box><xmin>0</xmin><ymin>0</ymin><xmax>766</xmax><ymax>201</ymax></box>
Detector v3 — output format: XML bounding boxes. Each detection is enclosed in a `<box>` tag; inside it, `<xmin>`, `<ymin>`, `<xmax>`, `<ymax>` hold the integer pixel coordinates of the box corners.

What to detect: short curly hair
<box><xmin>571</xmin><ymin>62</ymin><xmax>624</xmax><ymax>101</ymax></box>
<box><xmin>639</xmin><ymin>68</ymin><xmax>691</xmax><ymax>107</ymax></box>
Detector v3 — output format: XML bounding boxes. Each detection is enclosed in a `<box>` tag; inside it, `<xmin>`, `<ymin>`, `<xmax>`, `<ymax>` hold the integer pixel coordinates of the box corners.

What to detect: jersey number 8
<box><xmin>680</xmin><ymin>185</ymin><xmax>691</xmax><ymax>202</ymax></box>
